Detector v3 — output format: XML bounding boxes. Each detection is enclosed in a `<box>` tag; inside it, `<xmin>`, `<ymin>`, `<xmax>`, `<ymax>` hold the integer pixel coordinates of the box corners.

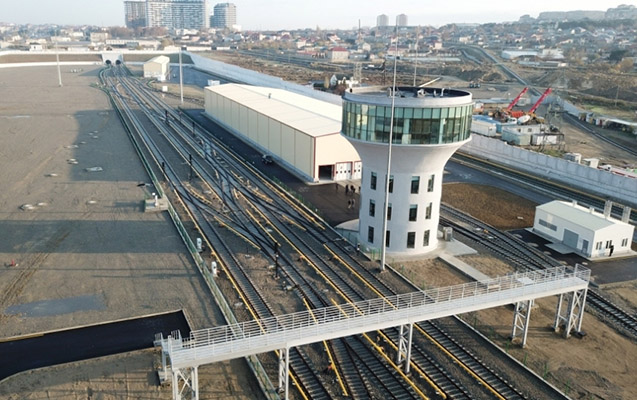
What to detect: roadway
<box><xmin>0</xmin><ymin>311</ymin><xmax>189</xmax><ymax>381</ymax></box>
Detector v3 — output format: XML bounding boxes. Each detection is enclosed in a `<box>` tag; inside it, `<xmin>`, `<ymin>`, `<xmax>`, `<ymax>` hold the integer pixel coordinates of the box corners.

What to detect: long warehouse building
<box><xmin>204</xmin><ymin>84</ymin><xmax>361</xmax><ymax>183</ymax></box>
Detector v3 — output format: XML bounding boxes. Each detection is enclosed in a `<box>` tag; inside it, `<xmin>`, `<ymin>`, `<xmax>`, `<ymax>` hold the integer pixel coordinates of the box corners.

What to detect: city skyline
<box><xmin>1</xmin><ymin>0</ymin><xmax>635</xmax><ymax>30</ymax></box>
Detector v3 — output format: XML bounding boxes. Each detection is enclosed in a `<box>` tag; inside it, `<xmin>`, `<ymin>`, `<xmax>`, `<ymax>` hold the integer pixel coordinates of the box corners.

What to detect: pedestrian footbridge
<box><xmin>156</xmin><ymin>265</ymin><xmax>590</xmax><ymax>400</ymax></box>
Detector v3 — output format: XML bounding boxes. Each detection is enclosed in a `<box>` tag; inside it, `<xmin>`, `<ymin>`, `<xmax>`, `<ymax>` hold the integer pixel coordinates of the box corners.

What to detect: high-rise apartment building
<box><xmin>124</xmin><ymin>0</ymin><xmax>147</xmax><ymax>29</ymax></box>
<box><xmin>396</xmin><ymin>13</ymin><xmax>408</xmax><ymax>26</ymax></box>
<box><xmin>145</xmin><ymin>0</ymin><xmax>210</xmax><ymax>30</ymax></box>
<box><xmin>376</xmin><ymin>14</ymin><xmax>389</xmax><ymax>27</ymax></box>
<box><xmin>211</xmin><ymin>3</ymin><xmax>237</xmax><ymax>29</ymax></box>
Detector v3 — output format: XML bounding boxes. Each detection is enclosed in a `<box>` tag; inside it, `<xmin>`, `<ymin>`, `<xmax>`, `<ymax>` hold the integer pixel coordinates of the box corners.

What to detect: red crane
<box><xmin>506</xmin><ymin>87</ymin><xmax>528</xmax><ymax>111</ymax></box>
<box><xmin>528</xmin><ymin>88</ymin><xmax>553</xmax><ymax>114</ymax></box>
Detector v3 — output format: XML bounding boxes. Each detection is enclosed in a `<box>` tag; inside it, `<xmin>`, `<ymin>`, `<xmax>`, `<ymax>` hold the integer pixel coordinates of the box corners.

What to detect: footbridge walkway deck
<box><xmin>156</xmin><ymin>265</ymin><xmax>590</xmax><ymax>399</ymax></box>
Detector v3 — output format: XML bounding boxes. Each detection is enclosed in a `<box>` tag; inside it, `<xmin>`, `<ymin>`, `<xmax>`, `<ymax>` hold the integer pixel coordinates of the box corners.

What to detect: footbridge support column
<box><xmin>396</xmin><ymin>323</ymin><xmax>414</xmax><ymax>373</ymax></box>
<box><xmin>278</xmin><ymin>347</ymin><xmax>290</xmax><ymax>400</ymax></box>
<box><xmin>554</xmin><ymin>288</ymin><xmax>587</xmax><ymax>338</ymax></box>
<box><xmin>511</xmin><ymin>299</ymin><xmax>533</xmax><ymax>347</ymax></box>
<box><xmin>171</xmin><ymin>366</ymin><xmax>199</xmax><ymax>400</ymax></box>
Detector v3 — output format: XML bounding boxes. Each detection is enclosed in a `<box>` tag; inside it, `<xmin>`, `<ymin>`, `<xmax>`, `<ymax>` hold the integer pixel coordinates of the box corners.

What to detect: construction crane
<box><xmin>529</xmin><ymin>88</ymin><xmax>553</xmax><ymax>114</ymax></box>
<box><xmin>506</xmin><ymin>87</ymin><xmax>528</xmax><ymax>111</ymax></box>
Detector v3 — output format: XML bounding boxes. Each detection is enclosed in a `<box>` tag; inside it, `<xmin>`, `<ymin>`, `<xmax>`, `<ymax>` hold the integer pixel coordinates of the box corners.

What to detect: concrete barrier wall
<box><xmin>461</xmin><ymin>135</ymin><xmax>637</xmax><ymax>207</ymax></box>
<box><xmin>188</xmin><ymin>52</ymin><xmax>342</xmax><ymax>106</ymax></box>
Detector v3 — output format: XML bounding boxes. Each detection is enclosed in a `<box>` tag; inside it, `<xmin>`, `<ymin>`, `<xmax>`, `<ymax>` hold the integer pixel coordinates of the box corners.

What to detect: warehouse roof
<box><xmin>205</xmin><ymin>84</ymin><xmax>342</xmax><ymax>138</ymax></box>
<box><xmin>146</xmin><ymin>55</ymin><xmax>169</xmax><ymax>65</ymax></box>
<box><xmin>537</xmin><ymin>201</ymin><xmax>631</xmax><ymax>231</ymax></box>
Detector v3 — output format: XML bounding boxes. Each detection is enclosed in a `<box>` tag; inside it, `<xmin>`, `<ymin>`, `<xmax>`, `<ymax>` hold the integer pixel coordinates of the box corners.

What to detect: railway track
<box><xmin>441</xmin><ymin>204</ymin><xmax>637</xmax><ymax>338</ymax></box>
<box><xmin>102</xmin><ymin>65</ymin><xmax>584</xmax><ymax>399</ymax></box>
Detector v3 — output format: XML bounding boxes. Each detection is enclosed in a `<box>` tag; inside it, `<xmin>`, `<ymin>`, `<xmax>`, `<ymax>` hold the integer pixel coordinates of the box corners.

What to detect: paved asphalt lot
<box><xmin>0</xmin><ymin>311</ymin><xmax>189</xmax><ymax>381</ymax></box>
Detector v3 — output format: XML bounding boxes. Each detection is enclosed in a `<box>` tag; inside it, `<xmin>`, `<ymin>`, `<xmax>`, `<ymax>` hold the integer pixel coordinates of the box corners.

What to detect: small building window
<box><xmin>427</xmin><ymin>174</ymin><xmax>435</xmax><ymax>192</ymax></box>
<box><xmin>369</xmin><ymin>200</ymin><xmax>376</xmax><ymax>217</ymax></box>
<box><xmin>621</xmin><ymin>238</ymin><xmax>628</xmax><ymax>247</ymax></box>
<box><xmin>409</xmin><ymin>205</ymin><xmax>418</xmax><ymax>221</ymax></box>
<box><xmin>388</xmin><ymin>175</ymin><xmax>394</xmax><ymax>193</ymax></box>
<box><xmin>387</xmin><ymin>203</ymin><xmax>392</xmax><ymax>220</ymax></box>
<box><xmin>538</xmin><ymin>219</ymin><xmax>557</xmax><ymax>231</ymax></box>
<box><xmin>386</xmin><ymin>230</ymin><xmax>391</xmax><ymax>247</ymax></box>
<box><xmin>595</xmin><ymin>241</ymin><xmax>602</xmax><ymax>250</ymax></box>
<box><xmin>410</xmin><ymin>176</ymin><xmax>420</xmax><ymax>194</ymax></box>
<box><xmin>423</xmin><ymin>230</ymin><xmax>430</xmax><ymax>246</ymax></box>
<box><xmin>425</xmin><ymin>202</ymin><xmax>432</xmax><ymax>219</ymax></box>
<box><xmin>605</xmin><ymin>240</ymin><xmax>613</xmax><ymax>249</ymax></box>
<box><xmin>407</xmin><ymin>232</ymin><xmax>415</xmax><ymax>248</ymax></box>
<box><xmin>368</xmin><ymin>226</ymin><xmax>374</xmax><ymax>243</ymax></box>
<box><xmin>370</xmin><ymin>172</ymin><xmax>377</xmax><ymax>190</ymax></box>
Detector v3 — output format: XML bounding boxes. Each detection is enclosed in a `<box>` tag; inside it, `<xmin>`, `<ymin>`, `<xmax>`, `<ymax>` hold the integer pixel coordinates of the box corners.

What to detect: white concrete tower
<box><xmin>341</xmin><ymin>86</ymin><xmax>472</xmax><ymax>256</ymax></box>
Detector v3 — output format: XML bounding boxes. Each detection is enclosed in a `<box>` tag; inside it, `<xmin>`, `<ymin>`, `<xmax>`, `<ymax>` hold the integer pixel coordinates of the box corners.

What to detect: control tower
<box><xmin>341</xmin><ymin>86</ymin><xmax>473</xmax><ymax>255</ymax></box>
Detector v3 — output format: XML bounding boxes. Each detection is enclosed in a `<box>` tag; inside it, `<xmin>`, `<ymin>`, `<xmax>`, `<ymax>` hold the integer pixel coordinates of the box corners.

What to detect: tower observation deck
<box><xmin>341</xmin><ymin>86</ymin><xmax>473</xmax><ymax>255</ymax></box>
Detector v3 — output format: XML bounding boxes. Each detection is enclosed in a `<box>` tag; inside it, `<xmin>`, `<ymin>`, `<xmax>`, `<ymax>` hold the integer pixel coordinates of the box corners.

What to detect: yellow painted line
<box><xmin>325</xmin><ymin>244</ymin><xmax>505</xmax><ymax>399</ymax></box>
<box><xmin>279</xmin><ymin>213</ymin><xmax>306</xmax><ymax>231</ymax></box>
<box><xmin>172</xmin><ymin>189</ymin><xmax>221</xmax><ymax>264</ymax></box>
<box><xmin>414</xmin><ymin>323</ymin><xmax>507</xmax><ymax>400</ymax></box>
<box><xmin>211</xmin><ymin>145</ymin><xmax>319</xmax><ymax>228</ymax></box>
<box><xmin>375</xmin><ymin>330</ymin><xmax>446</xmax><ymax>399</ymax></box>
<box><xmin>302</xmin><ymin>298</ymin><xmax>348</xmax><ymax>397</ymax></box>
<box><xmin>331</xmin><ymin>300</ymin><xmax>430</xmax><ymax>400</ymax></box>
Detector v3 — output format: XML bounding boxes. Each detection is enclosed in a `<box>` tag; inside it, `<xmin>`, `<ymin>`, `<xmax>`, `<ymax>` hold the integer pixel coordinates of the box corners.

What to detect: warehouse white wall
<box><xmin>315</xmin><ymin>133</ymin><xmax>361</xmax><ymax>179</ymax></box>
<box><xmin>204</xmin><ymin>89</ymin><xmax>317</xmax><ymax>181</ymax></box>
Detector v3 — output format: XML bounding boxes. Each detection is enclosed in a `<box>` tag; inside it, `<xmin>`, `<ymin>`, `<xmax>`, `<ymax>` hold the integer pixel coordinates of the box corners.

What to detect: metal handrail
<box><xmin>166</xmin><ymin>266</ymin><xmax>589</xmax><ymax>353</ymax></box>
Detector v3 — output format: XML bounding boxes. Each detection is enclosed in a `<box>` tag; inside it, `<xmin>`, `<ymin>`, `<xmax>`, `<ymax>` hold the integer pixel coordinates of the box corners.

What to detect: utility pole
<box><xmin>179</xmin><ymin>47</ymin><xmax>184</xmax><ymax>105</ymax></box>
<box><xmin>413</xmin><ymin>26</ymin><xmax>420</xmax><ymax>87</ymax></box>
<box><xmin>55</xmin><ymin>41</ymin><xmax>63</xmax><ymax>87</ymax></box>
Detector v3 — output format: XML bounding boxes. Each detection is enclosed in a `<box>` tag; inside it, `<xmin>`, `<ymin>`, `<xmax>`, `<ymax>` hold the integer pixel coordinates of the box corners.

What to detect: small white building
<box><xmin>533</xmin><ymin>200</ymin><xmax>634</xmax><ymax>259</ymax></box>
<box><xmin>204</xmin><ymin>84</ymin><xmax>360</xmax><ymax>183</ymax></box>
<box><xmin>143</xmin><ymin>55</ymin><xmax>170</xmax><ymax>81</ymax></box>
<box><xmin>471</xmin><ymin>115</ymin><xmax>497</xmax><ymax>137</ymax></box>
<box><xmin>502</xmin><ymin>124</ymin><xmax>548</xmax><ymax>146</ymax></box>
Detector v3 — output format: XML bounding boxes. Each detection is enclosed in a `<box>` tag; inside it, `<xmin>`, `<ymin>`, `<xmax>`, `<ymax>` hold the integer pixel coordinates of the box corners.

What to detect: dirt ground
<box><xmin>0</xmin><ymin>66</ymin><xmax>261</xmax><ymax>399</ymax></box>
<box><xmin>442</xmin><ymin>183</ymin><xmax>537</xmax><ymax>230</ymax></box>
<box><xmin>402</xmin><ymin>183</ymin><xmax>637</xmax><ymax>400</ymax></box>
<box><xmin>1</xmin><ymin>62</ymin><xmax>635</xmax><ymax>400</ymax></box>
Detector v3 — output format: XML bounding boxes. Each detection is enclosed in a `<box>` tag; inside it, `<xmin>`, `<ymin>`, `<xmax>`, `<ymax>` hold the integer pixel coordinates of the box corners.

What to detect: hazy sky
<box><xmin>1</xmin><ymin>0</ymin><xmax>636</xmax><ymax>30</ymax></box>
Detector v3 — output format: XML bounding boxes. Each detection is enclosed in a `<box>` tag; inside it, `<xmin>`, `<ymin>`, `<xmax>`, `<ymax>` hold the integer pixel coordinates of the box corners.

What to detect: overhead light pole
<box><xmin>380</xmin><ymin>24</ymin><xmax>399</xmax><ymax>272</ymax></box>
<box><xmin>179</xmin><ymin>46</ymin><xmax>184</xmax><ymax>104</ymax></box>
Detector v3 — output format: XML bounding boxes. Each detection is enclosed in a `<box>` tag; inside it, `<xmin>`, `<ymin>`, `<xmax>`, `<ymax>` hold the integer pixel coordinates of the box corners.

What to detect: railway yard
<box><xmin>0</xmin><ymin>62</ymin><xmax>636</xmax><ymax>400</ymax></box>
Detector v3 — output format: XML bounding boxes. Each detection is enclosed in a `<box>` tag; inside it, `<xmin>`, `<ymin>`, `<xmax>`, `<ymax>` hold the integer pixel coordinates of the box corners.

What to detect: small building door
<box><xmin>335</xmin><ymin>162</ymin><xmax>351</xmax><ymax>181</ymax></box>
<box><xmin>581</xmin><ymin>239</ymin><xmax>589</xmax><ymax>255</ymax></box>
<box><xmin>563</xmin><ymin>229</ymin><xmax>579</xmax><ymax>249</ymax></box>
<box><xmin>352</xmin><ymin>161</ymin><xmax>362</xmax><ymax>179</ymax></box>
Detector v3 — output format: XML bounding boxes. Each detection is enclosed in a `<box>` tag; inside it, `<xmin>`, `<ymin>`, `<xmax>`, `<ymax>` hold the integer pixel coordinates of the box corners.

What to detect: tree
<box><xmin>618</xmin><ymin>57</ymin><xmax>634</xmax><ymax>73</ymax></box>
<box><xmin>609</xmin><ymin>49</ymin><xmax>628</xmax><ymax>63</ymax></box>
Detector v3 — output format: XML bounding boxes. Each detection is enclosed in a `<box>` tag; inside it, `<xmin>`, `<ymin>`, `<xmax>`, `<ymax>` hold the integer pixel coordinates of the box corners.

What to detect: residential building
<box><xmin>146</xmin><ymin>0</ymin><xmax>210</xmax><ymax>30</ymax></box>
<box><xmin>124</xmin><ymin>0</ymin><xmax>147</xmax><ymax>29</ymax></box>
<box><xmin>211</xmin><ymin>3</ymin><xmax>237</xmax><ymax>29</ymax></box>
<box><xmin>397</xmin><ymin>14</ymin><xmax>408</xmax><ymax>27</ymax></box>
<box><xmin>377</xmin><ymin>14</ymin><xmax>389</xmax><ymax>28</ymax></box>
